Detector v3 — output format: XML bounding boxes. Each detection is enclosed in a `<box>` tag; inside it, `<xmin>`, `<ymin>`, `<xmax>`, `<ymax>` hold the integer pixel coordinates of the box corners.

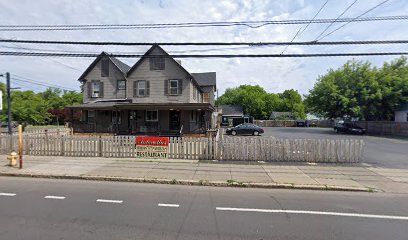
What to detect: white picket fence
<box><xmin>0</xmin><ymin>127</ymin><xmax>71</xmax><ymax>136</ymax></box>
<box><xmin>0</xmin><ymin>134</ymin><xmax>364</xmax><ymax>163</ymax></box>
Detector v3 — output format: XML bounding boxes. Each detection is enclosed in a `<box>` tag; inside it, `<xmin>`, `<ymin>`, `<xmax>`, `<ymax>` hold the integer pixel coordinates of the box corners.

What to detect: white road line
<box><xmin>44</xmin><ymin>195</ymin><xmax>65</xmax><ymax>200</ymax></box>
<box><xmin>158</xmin><ymin>203</ymin><xmax>180</xmax><ymax>208</ymax></box>
<box><xmin>0</xmin><ymin>193</ymin><xmax>16</xmax><ymax>196</ymax></box>
<box><xmin>215</xmin><ymin>207</ymin><xmax>408</xmax><ymax>221</ymax></box>
<box><xmin>96</xmin><ymin>199</ymin><xmax>123</xmax><ymax>204</ymax></box>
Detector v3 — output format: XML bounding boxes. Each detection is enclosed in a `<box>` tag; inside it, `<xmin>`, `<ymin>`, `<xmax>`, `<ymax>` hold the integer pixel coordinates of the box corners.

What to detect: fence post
<box><xmin>61</xmin><ymin>135</ymin><xmax>65</xmax><ymax>156</ymax></box>
<box><xmin>98</xmin><ymin>136</ymin><xmax>103</xmax><ymax>157</ymax></box>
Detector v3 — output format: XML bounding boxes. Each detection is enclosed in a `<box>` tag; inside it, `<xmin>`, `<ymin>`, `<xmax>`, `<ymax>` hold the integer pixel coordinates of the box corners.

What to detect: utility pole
<box><xmin>6</xmin><ymin>72</ymin><xmax>12</xmax><ymax>135</ymax></box>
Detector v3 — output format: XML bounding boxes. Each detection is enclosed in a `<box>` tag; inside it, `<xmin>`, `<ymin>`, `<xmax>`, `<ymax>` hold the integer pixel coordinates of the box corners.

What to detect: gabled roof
<box><xmin>78</xmin><ymin>52</ymin><xmax>130</xmax><ymax>81</ymax></box>
<box><xmin>191</xmin><ymin>72</ymin><xmax>216</xmax><ymax>88</ymax></box>
<box><xmin>110</xmin><ymin>56</ymin><xmax>131</xmax><ymax>74</ymax></box>
<box><xmin>126</xmin><ymin>44</ymin><xmax>203</xmax><ymax>91</ymax></box>
<box><xmin>218</xmin><ymin>105</ymin><xmax>243</xmax><ymax>116</ymax></box>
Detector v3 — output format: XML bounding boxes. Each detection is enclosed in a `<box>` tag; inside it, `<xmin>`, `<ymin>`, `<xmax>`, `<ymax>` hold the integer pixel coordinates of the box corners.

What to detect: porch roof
<box><xmin>68</xmin><ymin>102</ymin><xmax>215</xmax><ymax>111</ymax></box>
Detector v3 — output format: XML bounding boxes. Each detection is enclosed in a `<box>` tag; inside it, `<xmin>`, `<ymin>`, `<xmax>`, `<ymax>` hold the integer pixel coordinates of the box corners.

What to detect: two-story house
<box><xmin>68</xmin><ymin>44</ymin><xmax>216</xmax><ymax>135</ymax></box>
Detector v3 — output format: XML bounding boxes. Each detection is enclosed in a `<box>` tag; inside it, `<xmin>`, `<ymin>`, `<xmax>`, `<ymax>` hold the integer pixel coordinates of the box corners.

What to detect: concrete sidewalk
<box><xmin>1</xmin><ymin>155</ymin><xmax>408</xmax><ymax>193</ymax></box>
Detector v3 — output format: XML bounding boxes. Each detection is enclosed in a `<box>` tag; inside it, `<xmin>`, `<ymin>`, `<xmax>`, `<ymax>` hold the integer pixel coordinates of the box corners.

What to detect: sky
<box><xmin>0</xmin><ymin>0</ymin><xmax>407</xmax><ymax>96</ymax></box>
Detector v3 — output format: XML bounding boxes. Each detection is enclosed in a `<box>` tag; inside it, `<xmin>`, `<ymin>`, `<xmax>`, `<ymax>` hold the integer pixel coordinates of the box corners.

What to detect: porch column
<box><xmin>115</xmin><ymin>109</ymin><xmax>119</xmax><ymax>135</ymax></box>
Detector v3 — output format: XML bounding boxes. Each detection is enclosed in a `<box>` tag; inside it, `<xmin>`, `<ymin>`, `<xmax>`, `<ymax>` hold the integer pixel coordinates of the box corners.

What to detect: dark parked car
<box><xmin>225</xmin><ymin>123</ymin><xmax>264</xmax><ymax>136</ymax></box>
<box><xmin>334</xmin><ymin>122</ymin><xmax>366</xmax><ymax>134</ymax></box>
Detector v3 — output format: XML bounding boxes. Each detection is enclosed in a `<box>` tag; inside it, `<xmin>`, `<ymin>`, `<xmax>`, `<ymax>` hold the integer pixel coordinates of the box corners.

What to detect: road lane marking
<box><xmin>215</xmin><ymin>207</ymin><xmax>408</xmax><ymax>221</ymax></box>
<box><xmin>44</xmin><ymin>195</ymin><xmax>65</xmax><ymax>200</ymax></box>
<box><xmin>96</xmin><ymin>199</ymin><xmax>123</xmax><ymax>204</ymax></box>
<box><xmin>0</xmin><ymin>193</ymin><xmax>16</xmax><ymax>196</ymax></box>
<box><xmin>158</xmin><ymin>203</ymin><xmax>180</xmax><ymax>208</ymax></box>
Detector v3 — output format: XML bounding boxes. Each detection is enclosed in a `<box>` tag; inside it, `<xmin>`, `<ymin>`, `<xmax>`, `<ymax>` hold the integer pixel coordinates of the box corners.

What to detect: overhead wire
<box><xmin>317</xmin><ymin>0</ymin><xmax>391</xmax><ymax>40</ymax></box>
<box><xmin>0</xmin><ymin>15</ymin><xmax>406</xmax><ymax>31</ymax></box>
<box><xmin>1</xmin><ymin>51</ymin><xmax>407</xmax><ymax>58</ymax></box>
<box><xmin>12</xmin><ymin>75</ymin><xmax>77</xmax><ymax>91</ymax></box>
<box><xmin>1</xmin><ymin>39</ymin><xmax>408</xmax><ymax>46</ymax></box>
<box><xmin>281</xmin><ymin>0</ymin><xmax>329</xmax><ymax>54</ymax></box>
<box><xmin>0</xmin><ymin>37</ymin><xmax>82</xmax><ymax>72</ymax></box>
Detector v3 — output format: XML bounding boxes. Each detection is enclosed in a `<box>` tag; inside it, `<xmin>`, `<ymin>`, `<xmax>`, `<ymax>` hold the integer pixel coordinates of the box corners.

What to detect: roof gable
<box><xmin>78</xmin><ymin>52</ymin><xmax>130</xmax><ymax>81</ymax></box>
<box><xmin>126</xmin><ymin>44</ymin><xmax>203</xmax><ymax>91</ymax></box>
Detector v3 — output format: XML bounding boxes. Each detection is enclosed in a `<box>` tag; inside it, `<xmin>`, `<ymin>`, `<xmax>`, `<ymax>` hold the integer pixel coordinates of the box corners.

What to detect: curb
<box><xmin>0</xmin><ymin>172</ymin><xmax>374</xmax><ymax>192</ymax></box>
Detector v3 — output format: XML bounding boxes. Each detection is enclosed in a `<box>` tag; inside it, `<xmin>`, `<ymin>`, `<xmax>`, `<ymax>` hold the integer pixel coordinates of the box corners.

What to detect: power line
<box><xmin>282</xmin><ymin>0</ymin><xmax>329</xmax><ymax>54</ymax></box>
<box><xmin>0</xmin><ymin>15</ymin><xmax>406</xmax><ymax>31</ymax></box>
<box><xmin>12</xmin><ymin>75</ymin><xmax>77</xmax><ymax>91</ymax></box>
<box><xmin>318</xmin><ymin>0</ymin><xmax>391</xmax><ymax>41</ymax></box>
<box><xmin>299</xmin><ymin>0</ymin><xmax>330</xmax><ymax>36</ymax></box>
<box><xmin>2</xmin><ymin>39</ymin><xmax>408</xmax><ymax>46</ymax></box>
<box><xmin>0</xmin><ymin>37</ymin><xmax>82</xmax><ymax>72</ymax></box>
<box><xmin>314</xmin><ymin>0</ymin><xmax>358</xmax><ymax>41</ymax></box>
<box><xmin>1</xmin><ymin>51</ymin><xmax>407</xmax><ymax>58</ymax></box>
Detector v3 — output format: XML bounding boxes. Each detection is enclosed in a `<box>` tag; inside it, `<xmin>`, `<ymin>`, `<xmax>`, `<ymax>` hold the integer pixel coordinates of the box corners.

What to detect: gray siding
<box><xmin>82</xmin><ymin>58</ymin><xmax>127</xmax><ymax>103</ymax></box>
<box><xmin>127</xmin><ymin>47</ymin><xmax>192</xmax><ymax>103</ymax></box>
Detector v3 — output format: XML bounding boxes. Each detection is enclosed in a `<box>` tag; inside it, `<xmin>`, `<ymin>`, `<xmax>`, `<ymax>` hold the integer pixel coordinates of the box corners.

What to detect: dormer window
<box><xmin>150</xmin><ymin>57</ymin><xmax>165</xmax><ymax>70</ymax></box>
<box><xmin>101</xmin><ymin>59</ymin><xmax>109</xmax><ymax>77</ymax></box>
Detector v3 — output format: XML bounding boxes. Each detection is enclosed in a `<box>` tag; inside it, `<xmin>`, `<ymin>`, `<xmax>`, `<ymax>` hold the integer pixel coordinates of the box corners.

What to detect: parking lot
<box><xmin>260</xmin><ymin>127</ymin><xmax>408</xmax><ymax>169</ymax></box>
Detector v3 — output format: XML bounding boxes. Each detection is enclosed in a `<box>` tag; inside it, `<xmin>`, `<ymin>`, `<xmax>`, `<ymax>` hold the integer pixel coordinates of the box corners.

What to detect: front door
<box><xmin>129</xmin><ymin>110</ymin><xmax>137</xmax><ymax>134</ymax></box>
<box><xmin>169</xmin><ymin>110</ymin><xmax>180</xmax><ymax>131</ymax></box>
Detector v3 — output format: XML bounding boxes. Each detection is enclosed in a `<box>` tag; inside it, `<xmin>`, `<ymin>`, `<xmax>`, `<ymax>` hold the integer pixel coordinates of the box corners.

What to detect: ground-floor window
<box><xmin>87</xmin><ymin>110</ymin><xmax>95</xmax><ymax>123</ymax></box>
<box><xmin>146</xmin><ymin>110</ymin><xmax>158</xmax><ymax>122</ymax></box>
<box><xmin>112</xmin><ymin>111</ymin><xmax>121</xmax><ymax>124</ymax></box>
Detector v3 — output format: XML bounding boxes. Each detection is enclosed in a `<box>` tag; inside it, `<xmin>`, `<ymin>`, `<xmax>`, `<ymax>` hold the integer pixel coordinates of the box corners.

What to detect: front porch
<box><xmin>69</xmin><ymin>103</ymin><xmax>215</xmax><ymax>136</ymax></box>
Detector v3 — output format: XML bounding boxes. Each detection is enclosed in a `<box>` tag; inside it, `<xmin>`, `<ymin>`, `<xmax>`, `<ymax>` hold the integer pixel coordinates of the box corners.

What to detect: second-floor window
<box><xmin>91</xmin><ymin>81</ymin><xmax>102</xmax><ymax>98</ymax></box>
<box><xmin>169</xmin><ymin>80</ymin><xmax>179</xmax><ymax>95</ymax></box>
<box><xmin>203</xmin><ymin>93</ymin><xmax>210</xmax><ymax>103</ymax></box>
<box><xmin>117</xmin><ymin>80</ymin><xmax>126</xmax><ymax>90</ymax></box>
<box><xmin>193</xmin><ymin>86</ymin><xmax>197</xmax><ymax>100</ymax></box>
<box><xmin>101</xmin><ymin>59</ymin><xmax>109</xmax><ymax>77</ymax></box>
<box><xmin>133</xmin><ymin>80</ymin><xmax>150</xmax><ymax>97</ymax></box>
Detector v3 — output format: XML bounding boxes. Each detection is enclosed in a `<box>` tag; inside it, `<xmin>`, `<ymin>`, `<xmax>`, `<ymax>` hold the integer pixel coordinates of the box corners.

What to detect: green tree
<box><xmin>304</xmin><ymin>57</ymin><xmax>408</xmax><ymax>120</ymax></box>
<box><xmin>216</xmin><ymin>85</ymin><xmax>305</xmax><ymax>120</ymax></box>
<box><xmin>9</xmin><ymin>90</ymin><xmax>51</xmax><ymax>124</ymax></box>
<box><xmin>279</xmin><ymin>89</ymin><xmax>306</xmax><ymax>119</ymax></box>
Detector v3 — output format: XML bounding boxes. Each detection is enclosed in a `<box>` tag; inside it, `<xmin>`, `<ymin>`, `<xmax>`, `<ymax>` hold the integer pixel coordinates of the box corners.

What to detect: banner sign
<box><xmin>135</xmin><ymin>136</ymin><xmax>169</xmax><ymax>158</ymax></box>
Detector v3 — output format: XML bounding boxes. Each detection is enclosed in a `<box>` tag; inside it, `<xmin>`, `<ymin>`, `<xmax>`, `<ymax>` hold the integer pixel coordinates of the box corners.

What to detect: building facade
<box><xmin>68</xmin><ymin>45</ymin><xmax>216</xmax><ymax>136</ymax></box>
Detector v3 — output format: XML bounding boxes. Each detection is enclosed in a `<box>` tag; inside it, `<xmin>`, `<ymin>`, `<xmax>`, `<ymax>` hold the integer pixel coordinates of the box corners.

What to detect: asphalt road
<box><xmin>259</xmin><ymin>127</ymin><xmax>408</xmax><ymax>169</ymax></box>
<box><xmin>1</xmin><ymin>177</ymin><xmax>408</xmax><ymax>240</ymax></box>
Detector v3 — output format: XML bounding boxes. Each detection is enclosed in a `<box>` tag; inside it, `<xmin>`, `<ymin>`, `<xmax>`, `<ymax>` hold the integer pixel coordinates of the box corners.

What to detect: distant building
<box><xmin>395</xmin><ymin>103</ymin><xmax>408</xmax><ymax>122</ymax></box>
<box><xmin>269</xmin><ymin>111</ymin><xmax>294</xmax><ymax>120</ymax></box>
<box><xmin>218</xmin><ymin>105</ymin><xmax>244</xmax><ymax>126</ymax></box>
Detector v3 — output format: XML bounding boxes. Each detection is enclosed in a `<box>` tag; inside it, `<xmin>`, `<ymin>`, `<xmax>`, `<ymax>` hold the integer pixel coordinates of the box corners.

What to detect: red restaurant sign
<box><xmin>135</xmin><ymin>136</ymin><xmax>169</xmax><ymax>158</ymax></box>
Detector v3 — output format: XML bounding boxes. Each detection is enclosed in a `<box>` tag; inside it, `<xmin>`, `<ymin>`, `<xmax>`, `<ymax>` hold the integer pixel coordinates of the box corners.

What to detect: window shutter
<box><xmin>99</xmin><ymin>81</ymin><xmax>104</xmax><ymax>98</ymax></box>
<box><xmin>87</xmin><ymin>82</ymin><xmax>91</xmax><ymax>98</ymax></box>
<box><xmin>146</xmin><ymin>81</ymin><xmax>150</xmax><ymax>96</ymax></box>
<box><xmin>164</xmin><ymin>80</ymin><xmax>168</xmax><ymax>95</ymax></box>
<box><xmin>178</xmin><ymin>79</ymin><xmax>183</xmax><ymax>95</ymax></box>
<box><xmin>133</xmin><ymin>81</ymin><xmax>138</xmax><ymax>97</ymax></box>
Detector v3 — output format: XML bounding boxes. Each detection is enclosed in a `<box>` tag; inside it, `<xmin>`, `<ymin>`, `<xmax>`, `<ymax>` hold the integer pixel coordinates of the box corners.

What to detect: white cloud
<box><xmin>0</xmin><ymin>0</ymin><xmax>407</xmax><ymax>95</ymax></box>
